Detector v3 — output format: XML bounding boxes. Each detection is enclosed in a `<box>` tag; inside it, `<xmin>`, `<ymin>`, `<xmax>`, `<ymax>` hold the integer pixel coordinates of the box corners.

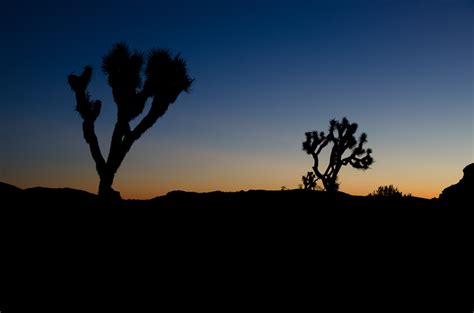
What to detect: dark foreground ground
<box><xmin>0</xmin><ymin>182</ymin><xmax>468</xmax><ymax>312</ymax></box>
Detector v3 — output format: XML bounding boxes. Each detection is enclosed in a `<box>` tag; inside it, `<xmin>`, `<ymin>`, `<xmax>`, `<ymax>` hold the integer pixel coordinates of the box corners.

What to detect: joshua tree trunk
<box><xmin>98</xmin><ymin>168</ymin><xmax>119</xmax><ymax>202</ymax></box>
<box><xmin>323</xmin><ymin>179</ymin><xmax>337</xmax><ymax>192</ymax></box>
<box><xmin>313</xmin><ymin>165</ymin><xmax>337</xmax><ymax>192</ymax></box>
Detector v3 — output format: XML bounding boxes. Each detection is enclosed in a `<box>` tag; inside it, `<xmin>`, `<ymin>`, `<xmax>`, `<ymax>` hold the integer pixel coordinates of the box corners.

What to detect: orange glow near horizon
<box><xmin>4</xmin><ymin>154</ymin><xmax>466</xmax><ymax>200</ymax></box>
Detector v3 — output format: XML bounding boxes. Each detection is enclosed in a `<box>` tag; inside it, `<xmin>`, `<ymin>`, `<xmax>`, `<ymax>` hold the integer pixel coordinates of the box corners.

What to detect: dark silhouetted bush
<box><xmin>369</xmin><ymin>185</ymin><xmax>403</xmax><ymax>197</ymax></box>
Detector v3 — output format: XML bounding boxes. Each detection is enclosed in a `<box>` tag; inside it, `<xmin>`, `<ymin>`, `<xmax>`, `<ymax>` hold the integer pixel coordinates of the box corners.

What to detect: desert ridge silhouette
<box><xmin>0</xmin><ymin>181</ymin><xmax>439</xmax><ymax>210</ymax></box>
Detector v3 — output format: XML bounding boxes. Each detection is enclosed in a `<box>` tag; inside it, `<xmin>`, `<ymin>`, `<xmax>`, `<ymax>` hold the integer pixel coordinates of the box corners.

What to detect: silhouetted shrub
<box><xmin>302</xmin><ymin>117</ymin><xmax>374</xmax><ymax>192</ymax></box>
<box><xmin>368</xmin><ymin>185</ymin><xmax>403</xmax><ymax>197</ymax></box>
<box><xmin>68</xmin><ymin>42</ymin><xmax>193</xmax><ymax>202</ymax></box>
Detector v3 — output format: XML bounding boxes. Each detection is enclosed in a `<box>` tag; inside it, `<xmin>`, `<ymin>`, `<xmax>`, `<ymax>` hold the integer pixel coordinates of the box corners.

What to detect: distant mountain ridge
<box><xmin>2</xmin><ymin>162</ymin><xmax>472</xmax><ymax>209</ymax></box>
<box><xmin>0</xmin><ymin>181</ymin><xmax>437</xmax><ymax>209</ymax></box>
<box><xmin>0</xmin><ymin>182</ymin><xmax>22</xmax><ymax>194</ymax></box>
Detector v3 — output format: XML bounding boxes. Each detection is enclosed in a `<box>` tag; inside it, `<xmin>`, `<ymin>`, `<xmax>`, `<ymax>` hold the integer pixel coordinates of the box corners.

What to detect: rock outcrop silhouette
<box><xmin>439</xmin><ymin>163</ymin><xmax>473</xmax><ymax>207</ymax></box>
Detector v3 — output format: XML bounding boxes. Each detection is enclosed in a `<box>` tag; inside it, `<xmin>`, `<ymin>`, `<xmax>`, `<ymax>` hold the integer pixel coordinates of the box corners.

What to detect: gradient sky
<box><xmin>0</xmin><ymin>0</ymin><xmax>472</xmax><ymax>199</ymax></box>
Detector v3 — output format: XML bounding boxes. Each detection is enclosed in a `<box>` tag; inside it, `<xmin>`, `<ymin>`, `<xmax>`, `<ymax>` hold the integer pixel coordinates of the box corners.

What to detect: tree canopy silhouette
<box><xmin>68</xmin><ymin>42</ymin><xmax>193</xmax><ymax>201</ymax></box>
<box><xmin>302</xmin><ymin>117</ymin><xmax>374</xmax><ymax>192</ymax></box>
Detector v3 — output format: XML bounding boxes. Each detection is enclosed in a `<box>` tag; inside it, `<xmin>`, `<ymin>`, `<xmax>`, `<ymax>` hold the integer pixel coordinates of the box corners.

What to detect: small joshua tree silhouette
<box><xmin>68</xmin><ymin>42</ymin><xmax>193</xmax><ymax>201</ymax></box>
<box><xmin>302</xmin><ymin>117</ymin><xmax>374</xmax><ymax>192</ymax></box>
<box><xmin>302</xmin><ymin>171</ymin><xmax>317</xmax><ymax>190</ymax></box>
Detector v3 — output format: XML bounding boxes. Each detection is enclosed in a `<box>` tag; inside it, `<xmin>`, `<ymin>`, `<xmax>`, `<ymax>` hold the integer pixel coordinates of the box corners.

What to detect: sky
<box><xmin>0</xmin><ymin>0</ymin><xmax>472</xmax><ymax>199</ymax></box>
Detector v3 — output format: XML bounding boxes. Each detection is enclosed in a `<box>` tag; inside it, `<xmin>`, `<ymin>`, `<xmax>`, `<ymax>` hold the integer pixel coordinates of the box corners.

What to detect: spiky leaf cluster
<box><xmin>144</xmin><ymin>49</ymin><xmax>193</xmax><ymax>102</ymax></box>
<box><xmin>102</xmin><ymin>42</ymin><xmax>144</xmax><ymax>92</ymax></box>
<box><xmin>100</xmin><ymin>43</ymin><xmax>193</xmax><ymax>122</ymax></box>
<box><xmin>67</xmin><ymin>66</ymin><xmax>101</xmax><ymax>121</ymax></box>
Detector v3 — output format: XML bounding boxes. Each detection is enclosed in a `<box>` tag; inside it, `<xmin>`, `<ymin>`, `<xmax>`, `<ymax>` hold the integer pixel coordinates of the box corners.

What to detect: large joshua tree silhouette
<box><xmin>302</xmin><ymin>117</ymin><xmax>374</xmax><ymax>192</ymax></box>
<box><xmin>68</xmin><ymin>42</ymin><xmax>193</xmax><ymax>201</ymax></box>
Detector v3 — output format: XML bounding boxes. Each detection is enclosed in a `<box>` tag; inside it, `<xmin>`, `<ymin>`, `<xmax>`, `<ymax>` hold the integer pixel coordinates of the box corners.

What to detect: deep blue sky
<box><xmin>1</xmin><ymin>0</ymin><xmax>472</xmax><ymax>198</ymax></box>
